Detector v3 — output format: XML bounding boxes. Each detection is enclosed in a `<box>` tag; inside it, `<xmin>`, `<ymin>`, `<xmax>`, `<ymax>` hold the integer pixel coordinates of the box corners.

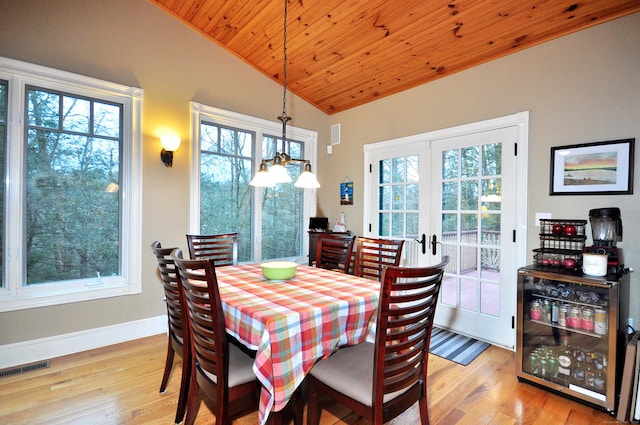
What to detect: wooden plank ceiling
<box><xmin>150</xmin><ymin>0</ymin><xmax>640</xmax><ymax>114</ymax></box>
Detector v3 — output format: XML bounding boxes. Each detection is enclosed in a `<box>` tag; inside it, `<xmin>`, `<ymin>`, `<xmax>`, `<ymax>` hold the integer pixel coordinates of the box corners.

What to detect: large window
<box><xmin>190</xmin><ymin>102</ymin><xmax>317</xmax><ymax>263</ymax></box>
<box><xmin>0</xmin><ymin>57</ymin><xmax>143</xmax><ymax>312</ymax></box>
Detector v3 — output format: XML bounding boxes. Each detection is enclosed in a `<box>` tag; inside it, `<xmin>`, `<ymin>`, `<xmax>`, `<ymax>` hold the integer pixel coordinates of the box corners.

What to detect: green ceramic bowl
<box><xmin>261</xmin><ymin>261</ymin><xmax>297</xmax><ymax>280</ymax></box>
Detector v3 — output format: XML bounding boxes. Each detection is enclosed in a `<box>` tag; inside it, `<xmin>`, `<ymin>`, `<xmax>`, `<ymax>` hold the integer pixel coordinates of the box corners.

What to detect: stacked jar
<box><xmin>528</xmin><ymin>346</ymin><xmax>560</xmax><ymax>378</ymax></box>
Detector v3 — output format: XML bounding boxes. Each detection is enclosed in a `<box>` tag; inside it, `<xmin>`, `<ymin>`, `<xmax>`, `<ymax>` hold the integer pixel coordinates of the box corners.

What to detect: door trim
<box><xmin>363</xmin><ymin>111</ymin><xmax>529</xmax><ymax>350</ymax></box>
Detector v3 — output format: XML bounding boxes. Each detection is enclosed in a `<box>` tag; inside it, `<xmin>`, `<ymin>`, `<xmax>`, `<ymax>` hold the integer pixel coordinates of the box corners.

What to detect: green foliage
<box><xmin>199</xmin><ymin>125</ymin><xmax>304</xmax><ymax>262</ymax></box>
<box><xmin>25</xmin><ymin>88</ymin><xmax>120</xmax><ymax>284</ymax></box>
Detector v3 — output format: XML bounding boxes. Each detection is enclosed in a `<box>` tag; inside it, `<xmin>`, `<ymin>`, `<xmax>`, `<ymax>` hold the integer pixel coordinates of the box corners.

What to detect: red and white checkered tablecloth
<box><xmin>215</xmin><ymin>263</ymin><xmax>380</xmax><ymax>425</ymax></box>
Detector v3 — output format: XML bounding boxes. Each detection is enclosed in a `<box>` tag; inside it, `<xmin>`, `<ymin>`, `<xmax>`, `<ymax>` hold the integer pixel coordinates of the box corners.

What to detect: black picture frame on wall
<box><xmin>550</xmin><ymin>138</ymin><xmax>635</xmax><ymax>196</ymax></box>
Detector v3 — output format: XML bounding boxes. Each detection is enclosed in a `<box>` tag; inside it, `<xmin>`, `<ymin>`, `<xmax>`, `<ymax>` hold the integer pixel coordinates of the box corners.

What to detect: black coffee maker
<box><xmin>584</xmin><ymin>207</ymin><xmax>624</xmax><ymax>277</ymax></box>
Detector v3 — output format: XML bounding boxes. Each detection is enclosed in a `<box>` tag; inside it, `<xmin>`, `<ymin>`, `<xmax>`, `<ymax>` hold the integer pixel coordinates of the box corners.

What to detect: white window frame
<box><xmin>0</xmin><ymin>56</ymin><xmax>143</xmax><ymax>312</ymax></box>
<box><xmin>189</xmin><ymin>101</ymin><xmax>318</xmax><ymax>263</ymax></box>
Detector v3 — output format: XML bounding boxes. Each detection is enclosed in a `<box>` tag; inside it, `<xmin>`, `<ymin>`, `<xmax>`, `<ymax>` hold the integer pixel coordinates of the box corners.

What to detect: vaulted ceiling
<box><xmin>150</xmin><ymin>0</ymin><xmax>640</xmax><ymax>114</ymax></box>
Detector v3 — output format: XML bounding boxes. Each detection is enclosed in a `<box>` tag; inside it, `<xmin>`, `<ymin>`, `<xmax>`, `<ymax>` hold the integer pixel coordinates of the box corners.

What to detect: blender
<box><xmin>584</xmin><ymin>207</ymin><xmax>624</xmax><ymax>277</ymax></box>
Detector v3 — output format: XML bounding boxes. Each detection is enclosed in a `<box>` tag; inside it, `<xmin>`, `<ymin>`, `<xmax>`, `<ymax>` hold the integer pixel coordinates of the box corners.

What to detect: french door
<box><xmin>364</xmin><ymin>113</ymin><xmax>529</xmax><ymax>349</ymax></box>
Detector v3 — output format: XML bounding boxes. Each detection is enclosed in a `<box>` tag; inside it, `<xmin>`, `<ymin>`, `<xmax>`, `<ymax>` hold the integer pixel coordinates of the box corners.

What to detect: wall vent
<box><xmin>0</xmin><ymin>360</ymin><xmax>50</xmax><ymax>378</ymax></box>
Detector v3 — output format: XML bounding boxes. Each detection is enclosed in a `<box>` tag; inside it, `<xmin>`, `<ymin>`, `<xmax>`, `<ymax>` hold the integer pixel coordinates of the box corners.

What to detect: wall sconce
<box><xmin>160</xmin><ymin>135</ymin><xmax>181</xmax><ymax>167</ymax></box>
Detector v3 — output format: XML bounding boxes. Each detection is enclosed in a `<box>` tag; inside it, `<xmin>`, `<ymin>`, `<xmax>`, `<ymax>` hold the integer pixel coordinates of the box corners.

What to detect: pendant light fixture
<box><xmin>249</xmin><ymin>0</ymin><xmax>320</xmax><ymax>189</ymax></box>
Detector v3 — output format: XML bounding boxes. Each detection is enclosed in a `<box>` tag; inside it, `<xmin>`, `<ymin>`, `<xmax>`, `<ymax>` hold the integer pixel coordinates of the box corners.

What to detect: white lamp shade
<box><xmin>250</xmin><ymin>168</ymin><xmax>276</xmax><ymax>187</ymax></box>
<box><xmin>160</xmin><ymin>135</ymin><xmax>181</xmax><ymax>152</ymax></box>
<box><xmin>294</xmin><ymin>170</ymin><xmax>321</xmax><ymax>188</ymax></box>
<box><xmin>269</xmin><ymin>164</ymin><xmax>292</xmax><ymax>183</ymax></box>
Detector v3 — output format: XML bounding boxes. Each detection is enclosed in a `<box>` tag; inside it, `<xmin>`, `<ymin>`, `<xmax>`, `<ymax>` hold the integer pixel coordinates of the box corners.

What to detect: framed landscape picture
<box><xmin>550</xmin><ymin>138</ymin><xmax>635</xmax><ymax>195</ymax></box>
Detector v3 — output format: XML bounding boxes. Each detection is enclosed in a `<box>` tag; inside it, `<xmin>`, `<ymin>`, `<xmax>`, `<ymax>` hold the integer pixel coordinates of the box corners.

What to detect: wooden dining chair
<box><xmin>186</xmin><ymin>232</ymin><xmax>238</xmax><ymax>265</ymax></box>
<box><xmin>353</xmin><ymin>236</ymin><xmax>405</xmax><ymax>281</ymax></box>
<box><xmin>149</xmin><ymin>241</ymin><xmax>190</xmax><ymax>424</ymax></box>
<box><xmin>171</xmin><ymin>248</ymin><xmax>259</xmax><ymax>425</ymax></box>
<box><xmin>315</xmin><ymin>233</ymin><xmax>356</xmax><ymax>273</ymax></box>
<box><xmin>306</xmin><ymin>257</ymin><xmax>450</xmax><ymax>425</ymax></box>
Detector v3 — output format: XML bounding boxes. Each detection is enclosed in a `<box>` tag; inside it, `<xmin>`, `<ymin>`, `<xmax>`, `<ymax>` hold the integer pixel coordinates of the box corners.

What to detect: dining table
<box><xmin>214</xmin><ymin>262</ymin><xmax>380</xmax><ymax>425</ymax></box>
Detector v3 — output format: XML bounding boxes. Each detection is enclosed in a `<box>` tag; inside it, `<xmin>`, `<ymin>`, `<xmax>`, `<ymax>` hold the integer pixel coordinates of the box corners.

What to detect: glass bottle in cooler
<box><xmin>572</xmin><ymin>358</ymin><xmax>585</xmax><ymax>386</ymax></box>
<box><xmin>594</xmin><ymin>362</ymin><xmax>606</xmax><ymax>392</ymax></box>
<box><xmin>584</xmin><ymin>352</ymin><xmax>596</xmax><ymax>388</ymax></box>
<box><xmin>557</xmin><ymin>335</ymin><xmax>572</xmax><ymax>380</ymax></box>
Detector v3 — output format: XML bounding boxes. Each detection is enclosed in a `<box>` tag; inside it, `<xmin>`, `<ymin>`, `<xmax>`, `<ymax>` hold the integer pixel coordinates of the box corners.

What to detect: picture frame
<box><xmin>340</xmin><ymin>181</ymin><xmax>353</xmax><ymax>205</ymax></box>
<box><xmin>550</xmin><ymin>138</ymin><xmax>635</xmax><ymax>195</ymax></box>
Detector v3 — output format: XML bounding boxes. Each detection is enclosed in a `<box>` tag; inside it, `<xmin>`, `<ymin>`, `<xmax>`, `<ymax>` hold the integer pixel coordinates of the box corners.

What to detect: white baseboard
<box><xmin>0</xmin><ymin>315</ymin><xmax>168</xmax><ymax>369</ymax></box>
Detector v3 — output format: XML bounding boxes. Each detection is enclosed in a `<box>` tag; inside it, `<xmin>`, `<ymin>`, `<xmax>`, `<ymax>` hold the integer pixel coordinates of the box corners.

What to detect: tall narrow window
<box><xmin>0</xmin><ymin>80</ymin><xmax>7</xmax><ymax>289</ymax></box>
<box><xmin>260</xmin><ymin>135</ymin><xmax>303</xmax><ymax>260</ymax></box>
<box><xmin>25</xmin><ymin>87</ymin><xmax>122</xmax><ymax>284</ymax></box>
<box><xmin>199</xmin><ymin>123</ymin><xmax>253</xmax><ymax>261</ymax></box>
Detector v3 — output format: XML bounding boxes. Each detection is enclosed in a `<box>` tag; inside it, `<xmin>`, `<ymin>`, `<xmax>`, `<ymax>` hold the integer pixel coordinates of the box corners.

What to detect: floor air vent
<box><xmin>0</xmin><ymin>360</ymin><xmax>50</xmax><ymax>378</ymax></box>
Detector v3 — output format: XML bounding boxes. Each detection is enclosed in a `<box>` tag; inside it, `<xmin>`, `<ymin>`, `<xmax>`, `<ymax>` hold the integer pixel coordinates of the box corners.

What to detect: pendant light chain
<box><xmin>279</xmin><ymin>0</ymin><xmax>291</xmax><ymax>154</ymax></box>
<box><xmin>249</xmin><ymin>0</ymin><xmax>320</xmax><ymax>188</ymax></box>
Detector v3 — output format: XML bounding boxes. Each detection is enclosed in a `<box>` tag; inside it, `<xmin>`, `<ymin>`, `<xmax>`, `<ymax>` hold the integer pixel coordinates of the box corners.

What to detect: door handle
<box><xmin>431</xmin><ymin>234</ymin><xmax>439</xmax><ymax>256</ymax></box>
<box><xmin>415</xmin><ymin>234</ymin><xmax>427</xmax><ymax>255</ymax></box>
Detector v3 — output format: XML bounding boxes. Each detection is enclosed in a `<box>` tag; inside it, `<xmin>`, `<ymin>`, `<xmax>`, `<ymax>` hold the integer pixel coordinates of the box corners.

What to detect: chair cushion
<box><xmin>201</xmin><ymin>343</ymin><xmax>256</xmax><ymax>387</ymax></box>
<box><xmin>309</xmin><ymin>342</ymin><xmax>409</xmax><ymax>406</ymax></box>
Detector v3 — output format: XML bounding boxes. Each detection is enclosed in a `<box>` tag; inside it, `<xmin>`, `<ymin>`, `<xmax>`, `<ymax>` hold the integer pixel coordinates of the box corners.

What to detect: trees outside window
<box><xmin>192</xmin><ymin>103</ymin><xmax>317</xmax><ymax>263</ymax></box>
<box><xmin>26</xmin><ymin>87</ymin><xmax>121</xmax><ymax>284</ymax></box>
<box><xmin>0</xmin><ymin>57</ymin><xmax>142</xmax><ymax>312</ymax></box>
<box><xmin>259</xmin><ymin>136</ymin><xmax>303</xmax><ymax>260</ymax></box>
<box><xmin>199</xmin><ymin>123</ymin><xmax>253</xmax><ymax>261</ymax></box>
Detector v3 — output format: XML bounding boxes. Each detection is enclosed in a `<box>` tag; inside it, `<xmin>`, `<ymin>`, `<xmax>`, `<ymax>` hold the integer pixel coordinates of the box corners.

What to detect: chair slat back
<box><xmin>186</xmin><ymin>232</ymin><xmax>238</xmax><ymax>266</ymax></box>
<box><xmin>316</xmin><ymin>234</ymin><xmax>355</xmax><ymax>273</ymax></box>
<box><xmin>374</xmin><ymin>257</ymin><xmax>449</xmax><ymax>406</ymax></box>
<box><xmin>150</xmin><ymin>241</ymin><xmax>185</xmax><ymax>346</ymax></box>
<box><xmin>172</xmin><ymin>249</ymin><xmax>229</xmax><ymax>384</ymax></box>
<box><xmin>354</xmin><ymin>237</ymin><xmax>405</xmax><ymax>281</ymax></box>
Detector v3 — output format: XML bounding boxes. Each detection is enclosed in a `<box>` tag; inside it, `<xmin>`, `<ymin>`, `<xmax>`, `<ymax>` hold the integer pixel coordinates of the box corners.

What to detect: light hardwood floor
<box><xmin>0</xmin><ymin>334</ymin><xmax>619</xmax><ymax>424</ymax></box>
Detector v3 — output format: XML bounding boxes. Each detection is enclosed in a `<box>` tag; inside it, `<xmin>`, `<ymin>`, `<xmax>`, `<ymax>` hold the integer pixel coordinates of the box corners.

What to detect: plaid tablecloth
<box><xmin>215</xmin><ymin>263</ymin><xmax>380</xmax><ymax>425</ymax></box>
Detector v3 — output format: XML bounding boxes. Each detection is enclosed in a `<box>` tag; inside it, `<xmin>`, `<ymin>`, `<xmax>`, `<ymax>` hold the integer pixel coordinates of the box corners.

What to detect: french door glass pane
<box><xmin>379</xmin><ymin>212</ymin><xmax>390</xmax><ymax>237</ymax></box>
<box><xmin>461</xmin><ymin>180</ymin><xmax>478</xmax><ymax>210</ymax></box>
<box><xmin>461</xmin><ymin>146</ymin><xmax>480</xmax><ymax>177</ymax></box>
<box><xmin>482</xmin><ymin>143</ymin><xmax>501</xmax><ymax>175</ymax></box>
<box><xmin>377</xmin><ymin>155</ymin><xmax>419</xmax><ymax>239</ymax></box>
<box><xmin>406</xmin><ymin>184</ymin><xmax>418</xmax><ymax>209</ymax></box>
<box><xmin>481</xmin><ymin>282</ymin><xmax>500</xmax><ymax>316</ymax></box>
<box><xmin>442</xmin><ymin>181</ymin><xmax>458</xmax><ymax>210</ymax></box>
<box><xmin>460</xmin><ymin>278</ymin><xmax>478</xmax><ymax>311</ymax></box>
<box><xmin>442</xmin><ymin>149</ymin><xmax>458</xmax><ymax>179</ymax></box>
<box><xmin>392</xmin><ymin>185</ymin><xmax>404</xmax><ymax>210</ymax></box>
<box><xmin>379</xmin><ymin>186</ymin><xmax>390</xmax><ymax>209</ymax></box>
<box><xmin>392</xmin><ymin>157</ymin><xmax>404</xmax><ymax>182</ymax></box>
<box><xmin>439</xmin><ymin>142</ymin><xmax>502</xmax><ymax>315</ymax></box>
<box><xmin>406</xmin><ymin>212</ymin><xmax>419</xmax><ymax>237</ymax></box>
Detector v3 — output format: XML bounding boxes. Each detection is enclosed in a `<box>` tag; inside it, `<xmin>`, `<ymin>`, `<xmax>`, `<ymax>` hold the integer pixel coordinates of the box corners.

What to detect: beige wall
<box><xmin>0</xmin><ymin>0</ymin><xmax>638</xmax><ymax>346</ymax></box>
<box><xmin>318</xmin><ymin>13</ymin><xmax>640</xmax><ymax>322</ymax></box>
